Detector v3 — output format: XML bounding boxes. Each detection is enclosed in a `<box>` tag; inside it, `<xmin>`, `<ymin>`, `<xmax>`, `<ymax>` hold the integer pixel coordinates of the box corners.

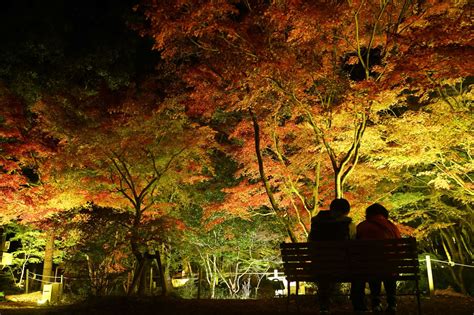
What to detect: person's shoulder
<box><xmin>312</xmin><ymin>210</ymin><xmax>331</xmax><ymax>221</ymax></box>
<box><xmin>356</xmin><ymin>219</ymin><xmax>369</xmax><ymax>227</ymax></box>
<box><xmin>335</xmin><ymin>215</ymin><xmax>353</xmax><ymax>223</ymax></box>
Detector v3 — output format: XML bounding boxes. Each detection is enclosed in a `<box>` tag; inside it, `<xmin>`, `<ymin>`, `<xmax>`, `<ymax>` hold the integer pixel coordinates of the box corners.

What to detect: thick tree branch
<box><xmin>249</xmin><ymin>109</ymin><xmax>297</xmax><ymax>242</ymax></box>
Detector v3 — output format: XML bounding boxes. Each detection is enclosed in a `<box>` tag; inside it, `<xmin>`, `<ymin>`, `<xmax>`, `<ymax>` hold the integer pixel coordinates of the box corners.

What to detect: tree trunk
<box><xmin>158</xmin><ymin>245</ymin><xmax>174</xmax><ymax>296</ymax></box>
<box><xmin>41</xmin><ymin>230</ymin><xmax>55</xmax><ymax>289</ymax></box>
<box><xmin>440</xmin><ymin>229</ymin><xmax>467</xmax><ymax>294</ymax></box>
<box><xmin>335</xmin><ymin>167</ymin><xmax>343</xmax><ymax>199</ymax></box>
<box><xmin>310</xmin><ymin>162</ymin><xmax>321</xmax><ymax>218</ymax></box>
<box><xmin>197</xmin><ymin>267</ymin><xmax>202</xmax><ymax>299</ymax></box>
<box><xmin>0</xmin><ymin>227</ymin><xmax>5</xmax><ymax>263</ymax></box>
<box><xmin>138</xmin><ymin>257</ymin><xmax>150</xmax><ymax>295</ymax></box>
<box><xmin>154</xmin><ymin>250</ymin><xmax>168</xmax><ymax>296</ymax></box>
<box><xmin>133</xmin><ymin>259</ymin><xmax>143</xmax><ymax>294</ymax></box>
<box><xmin>307</xmin><ymin>112</ymin><xmax>366</xmax><ymax>199</ymax></box>
<box><xmin>128</xmin><ymin>253</ymin><xmax>145</xmax><ymax>295</ymax></box>
<box><xmin>128</xmin><ymin>211</ymin><xmax>144</xmax><ymax>295</ymax></box>
<box><xmin>250</xmin><ymin>109</ymin><xmax>297</xmax><ymax>242</ymax></box>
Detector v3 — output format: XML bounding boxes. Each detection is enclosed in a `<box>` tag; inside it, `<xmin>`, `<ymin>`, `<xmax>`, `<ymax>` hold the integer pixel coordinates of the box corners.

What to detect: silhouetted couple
<box><xmin>308</xmin><ymin>199</ymin><xmax>401</xmax><ymax>314</ymax></box>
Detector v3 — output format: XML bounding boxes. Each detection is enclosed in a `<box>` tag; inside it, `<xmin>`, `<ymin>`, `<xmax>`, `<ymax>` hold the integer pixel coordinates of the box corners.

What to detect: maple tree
<box><xmin>28</xmin><ymin>74</ymin><xmax>216</xmax><ymax>293</ymax></box>
<box><xmin>0</xmin><ymin>86</ymin><xmax>55</xmax><ymax>222</ymax></box>
<box><xmin>1</xmin><ymin>1</ymin><xmax>216</xmax><ymax>292</ymax></box>
<box><xmin>0</xmin><ymin>0</ymin><xmax>161</xmax><ymax>289</ymax></box>
<box><xmin>0</xmin><ymin>84</ymin><xmax>64</xmax><ymax>288</ymax></box>
<box><xmin>356</xmin><ymin>80</ymin><xmax>473</xmax><ymax>293</ymax></box>
<box><xmin>4</xmin><ymin>224</ymin><xmax>45</xmax><ymax>288</ymax></box>
<box><xmin>50</xmin><ymin>204</ymin><xmax>132</xmax><ymax>295</ymax></box>
<box><xmin>135</xmin><ymin>0</ymin><xmax>472</xmax><ymax>243</ymax></box>
<box><xmin>181</xmin><ymin>214</ymin><xmax>281</xmax><ymax>298</ymax></box>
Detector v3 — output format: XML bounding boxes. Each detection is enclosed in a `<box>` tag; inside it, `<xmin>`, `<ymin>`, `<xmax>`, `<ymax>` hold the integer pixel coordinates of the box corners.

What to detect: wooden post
<box><xmin>25</xmin><ymin>269</ymin><xmax>29</xmax><ymax>294</ymax></box>
<box><xmin>60</xmin><ymin>275</ymin><xmax>64</xmax><ymax>297</ymax></box>
<box><xmin>426</xmin><ymin>255</ymin><xmax>435</xmax><ymax>296</ymax></box>
<box><xmin>149</xmin><ymin>267</ymin><xmax>153</xmax><ymax>295</ymax></box>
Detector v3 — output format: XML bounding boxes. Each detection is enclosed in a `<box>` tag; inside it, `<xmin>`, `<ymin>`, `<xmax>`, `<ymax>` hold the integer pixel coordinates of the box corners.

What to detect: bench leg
<box><xmin>285</xmin><ymin>280</ymin><xmax>301</xmax><ymax>314</ymax></box>
<box><xmin>415</xmin><ymin>277</ymin><xmax>422</xmax><ymax>315</ymax></box>
<box><xmin>296</xmin><ymin>281</ymin><xmax>300</xmax><ymax>314</ymax></box>
<box><xmin>286</xmin><ymin>279</ymin><xmax>290</xmax><ymax>314</ymax></box>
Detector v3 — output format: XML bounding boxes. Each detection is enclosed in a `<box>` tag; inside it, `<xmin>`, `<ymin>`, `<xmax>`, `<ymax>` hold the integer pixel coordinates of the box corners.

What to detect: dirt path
<box><xmin>0</xmin><ymin>295</ymin><xmax>472</xmax><ymax>315</ymax></box>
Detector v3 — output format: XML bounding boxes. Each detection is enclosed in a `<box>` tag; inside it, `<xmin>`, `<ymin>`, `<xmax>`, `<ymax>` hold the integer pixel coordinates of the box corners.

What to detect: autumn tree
<box><xmin>0</xmin><ymin>85</ymin><xmax>64</xmax><ymax>289</ymax></box>
<box><xmin>135</xmin><ymin>0</ymin><xmax>472</xmax><ymax>241</ymax></box>
<box><xmin>341</xmin><ymin>0</ymin><xmax>473</xmax><ymax>292</ymax></box>
<box><xmin>0</xmin><ymin>86</ymin><xmax>55</xmax><ymax>220</ymax></box>
<box><xmin>0</xmin><ymin>0</ymin><xmax>164</xmax><ymax>289</ymax></box>
<box><xmin>27</xmin><ymin>70</ymin><xmax>216</xmax><ymax>292</ymax></box>
<box><xmin>1</xmin><ymin>0</ymin><xmax>471</xmax><ymax>295</ymax></box>
<box><xmin>51</xmin><ymin>204</ymin><xmax>132</xmax><ymax>295</ymax></box>
<box><xmin>355</xmin><ymin>78</ymin><xmax>473</xmax><ymax>293</ymax></box>
<box><xmin>181</xmin><ymin>211</ymin><xmax>281</xmax><ymax>298</ymax></box>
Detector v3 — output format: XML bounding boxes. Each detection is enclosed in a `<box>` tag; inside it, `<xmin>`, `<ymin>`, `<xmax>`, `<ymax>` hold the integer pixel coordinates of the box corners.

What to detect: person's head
<box><xmin>329</xmin><ymin>198</ymin><xmax>350</xmax><ymax>216</ymax></box>
<box><xmin>365</xmin><ymin>203</ymin><xmax>389</xmax><ymax>219</ymax></box>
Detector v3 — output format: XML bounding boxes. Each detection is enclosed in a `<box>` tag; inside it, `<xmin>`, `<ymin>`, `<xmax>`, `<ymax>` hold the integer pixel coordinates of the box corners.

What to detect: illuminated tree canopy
<box><xmin>0</xmin><ymin>0</ymin><xmax>472</xmax><ymax>296</ymax></box>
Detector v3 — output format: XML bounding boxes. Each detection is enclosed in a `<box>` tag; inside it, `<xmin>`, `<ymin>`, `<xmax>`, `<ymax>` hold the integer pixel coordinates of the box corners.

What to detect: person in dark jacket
<box><xmin>308</xmin><ymin>198</ymin><xmax>355</xmax><ymax>313</ymax></box>
<box><xmin>351</xmin><ymin>203</ymin><xmax>401</xmax><ymax>313</ymax></box>
<box><xmin>308</xmin><ymin>198</ymin><xmax>356</xmax><ymax>241</ymax></box>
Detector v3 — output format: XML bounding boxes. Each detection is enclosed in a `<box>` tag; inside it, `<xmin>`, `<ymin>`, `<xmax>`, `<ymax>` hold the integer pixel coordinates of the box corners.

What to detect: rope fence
<box><xmin>418</xmin><ymin>255</ymin><xmax>473</xmax><ymax>296</ymax></box>
<box><xmin>24</xmin><ymin>270</ymin><xmax>65</xmax><ymax>295</ymax></box>
<box><xmin>419</xmin><ymin>258</ymin><xmax>474</xmax><ymax>268</ymax></box>
<box><xmin>26</xmin><ymin>271</ymin><xmax>106</xmax><ymax>281</ymax></box>
<box><xmin>24</xmin><ymin>255</ymin><xmax>472</xmax><ymax>296</ymax></box>
<box><xmin>26</xmin><ymin>272</ymin><xmax>63</xmax><ymax>282</ymax></box>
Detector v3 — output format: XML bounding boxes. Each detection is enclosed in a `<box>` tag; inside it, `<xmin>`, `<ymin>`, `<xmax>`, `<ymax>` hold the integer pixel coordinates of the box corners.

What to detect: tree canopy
<box><xmin>0</xmin><ymin>0</ymin><xmax>472</xmax><ymax>296</ymax></box>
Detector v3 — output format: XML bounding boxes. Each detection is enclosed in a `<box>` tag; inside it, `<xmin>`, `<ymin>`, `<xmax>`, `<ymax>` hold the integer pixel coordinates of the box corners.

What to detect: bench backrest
<box><xmin>280</xmin><ymin>238</ymin><xmax>419</xmax><ymax>282</ymax></box>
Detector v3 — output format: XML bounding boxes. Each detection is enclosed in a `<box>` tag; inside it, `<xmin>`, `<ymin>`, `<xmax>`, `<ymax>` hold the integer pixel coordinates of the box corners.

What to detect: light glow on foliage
<box><xmin>0</xmin><ymin>0</ymin><xmax>471</xmax><ymax>297</ymax></box>
<box><xmin>46</xmin><ymin>191</ymin><xmax>87</xmax><ymax>211</ymax></box>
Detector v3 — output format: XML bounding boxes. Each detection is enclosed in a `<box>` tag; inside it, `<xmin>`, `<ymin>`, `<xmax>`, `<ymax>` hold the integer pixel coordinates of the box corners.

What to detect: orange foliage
<box><xmin>134</xmin><ymin>0</ymin><xmax>471</xmax><ymax>241</ymax></box>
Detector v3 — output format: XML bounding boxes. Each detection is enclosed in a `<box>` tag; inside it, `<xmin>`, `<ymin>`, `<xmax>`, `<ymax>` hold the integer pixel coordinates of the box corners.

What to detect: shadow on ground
<box><xmin>0</xmin><ymin>295</ymin><xmax>472</xmax><ymax>315</ymax></box>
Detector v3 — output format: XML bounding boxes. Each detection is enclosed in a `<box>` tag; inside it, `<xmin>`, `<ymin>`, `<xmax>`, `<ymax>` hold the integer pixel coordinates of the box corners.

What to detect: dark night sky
<box><xmin>0</xmin><ymin>0</ymin><xmax>137</xmax><ymax>48</ymax></box>
<box><xmin>0</xmin><ymin>0</ymin><xmax>158</xmax><ymax>97</ymax></box>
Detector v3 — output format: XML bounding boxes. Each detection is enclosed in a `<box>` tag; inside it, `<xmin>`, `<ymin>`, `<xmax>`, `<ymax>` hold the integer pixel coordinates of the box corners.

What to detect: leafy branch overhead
<box><xmin>0</xmin><ymin>0</ymin><xmax>471</xmax><ymax>296</ymax></box>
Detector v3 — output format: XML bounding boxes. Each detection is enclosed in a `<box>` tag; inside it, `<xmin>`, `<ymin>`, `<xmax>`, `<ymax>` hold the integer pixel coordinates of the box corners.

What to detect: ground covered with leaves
<box><xmin>0</xmin><ymin>294</ymin><xmax>472</xmax><ymax>315</ymax></box>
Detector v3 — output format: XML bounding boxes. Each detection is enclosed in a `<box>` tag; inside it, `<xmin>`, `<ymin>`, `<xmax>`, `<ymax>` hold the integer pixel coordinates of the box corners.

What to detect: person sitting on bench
<box><xmin>308</xmin><ymin>198</ymin><xmax>356</xmax><ymax>313</ymax></box>
<box><xmin>351</xmin><ymin>203</ymin><xmax>401</xmax><ymax>313</ymax></box>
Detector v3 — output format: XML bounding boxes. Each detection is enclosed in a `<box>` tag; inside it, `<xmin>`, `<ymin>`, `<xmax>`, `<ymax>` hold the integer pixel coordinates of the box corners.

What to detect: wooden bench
<box><xmin>280</xmin><ymin>238</ymin><xmax>421</xmax><ymax>314</ymax></box>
